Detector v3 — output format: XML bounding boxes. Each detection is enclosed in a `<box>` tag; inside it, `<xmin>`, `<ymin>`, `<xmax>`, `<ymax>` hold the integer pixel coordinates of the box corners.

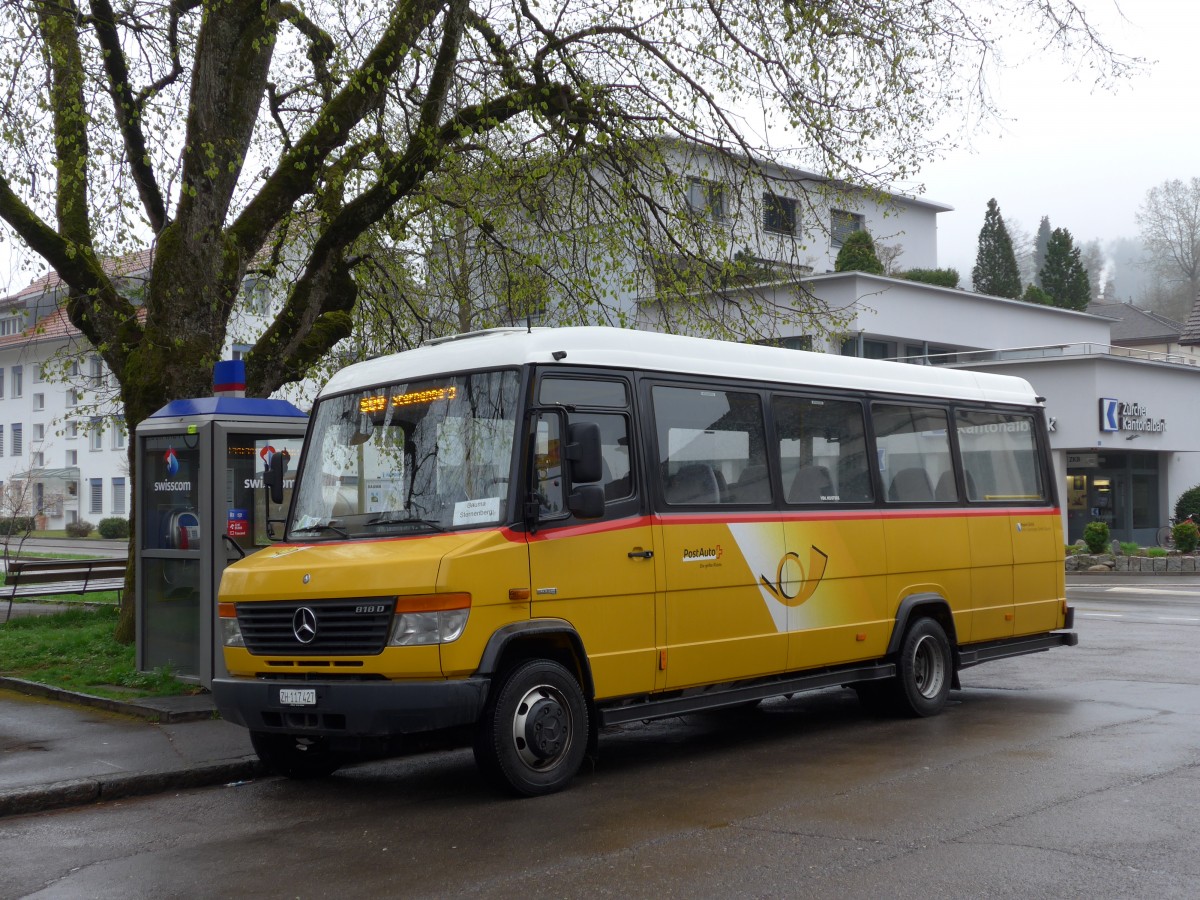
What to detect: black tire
<box><xmin>250</xmin><ymin>731</ymin><xmax>342</xmax><ymax>780</ymax></box>
<box><xmin>473</xmin><ymin>659</ymin><xmax>589</xmax><ymax>797</ymax></box>
<box><xmin>893</xmin><ymin>617</ymin><xmax>953</xmax><ymax>718</ymax></box>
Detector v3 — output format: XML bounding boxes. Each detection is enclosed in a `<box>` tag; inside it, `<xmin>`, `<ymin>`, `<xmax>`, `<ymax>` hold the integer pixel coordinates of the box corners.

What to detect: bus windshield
<box><xmin>289</xmin><ymin>369</ymin><xmax>521</xmax><ymax>538</ymax></box>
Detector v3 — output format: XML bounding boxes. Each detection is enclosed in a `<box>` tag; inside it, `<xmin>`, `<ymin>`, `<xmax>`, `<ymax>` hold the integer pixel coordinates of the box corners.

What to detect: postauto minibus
<box><xmin>213</xmin><ymin>327</ymin><xmax>1076</xmax><ymax>795</ymax></box>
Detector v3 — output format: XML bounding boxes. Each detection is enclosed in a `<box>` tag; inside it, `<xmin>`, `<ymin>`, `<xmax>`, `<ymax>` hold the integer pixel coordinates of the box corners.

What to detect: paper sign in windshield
<box><xmin>453</xmin><ymin>497</ymin><xmax>500</xmax><ymax>527</ymax></box>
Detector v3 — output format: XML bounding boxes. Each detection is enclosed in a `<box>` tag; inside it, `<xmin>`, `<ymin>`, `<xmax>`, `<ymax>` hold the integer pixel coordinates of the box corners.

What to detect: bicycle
<box><xmin>1156</xmin><ymin>515</ymin><xmax>1196</xmax><ymax>549</ymax></box>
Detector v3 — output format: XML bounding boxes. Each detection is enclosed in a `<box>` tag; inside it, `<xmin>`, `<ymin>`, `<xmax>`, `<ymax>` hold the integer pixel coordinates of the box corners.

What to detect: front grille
<box><xmin>237</xmin><ymin>599</ymin><xmax>394</xmax><ymax>656</ymax></box>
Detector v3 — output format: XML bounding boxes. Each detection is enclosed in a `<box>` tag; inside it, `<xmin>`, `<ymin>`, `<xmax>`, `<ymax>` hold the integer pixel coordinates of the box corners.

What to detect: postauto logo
<box><xmin>155</xmin><ymin>447</ymin><xmax>191</xmax><ymax>492</ymax></box>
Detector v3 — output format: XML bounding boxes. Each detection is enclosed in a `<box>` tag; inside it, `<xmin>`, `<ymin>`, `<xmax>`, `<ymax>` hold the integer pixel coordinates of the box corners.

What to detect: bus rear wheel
<box><xmin>474</xmin><ymin>659</ymin><xmax>589</xmax><ymax>796</ymax></box>
<box><xmin>893</xmin><ymin>617</ymin><xmax>953</xmax><ymax>717</ymax></box>
<box><xmin>250</xmin><ymin>731</ymin><xmax>342</xmax><ymax>780</ymax></box>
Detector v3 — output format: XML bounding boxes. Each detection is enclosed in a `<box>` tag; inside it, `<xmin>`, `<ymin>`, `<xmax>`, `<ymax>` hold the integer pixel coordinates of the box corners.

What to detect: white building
<box><xmin>574</xmin><ymin>142</ymin><xmax>1200</xmax><ymax>546</ymax></box>
<box><xmin>0</xmin><ymin>253</ymin><xmax>276</xmax><ymax>530</ymax></box>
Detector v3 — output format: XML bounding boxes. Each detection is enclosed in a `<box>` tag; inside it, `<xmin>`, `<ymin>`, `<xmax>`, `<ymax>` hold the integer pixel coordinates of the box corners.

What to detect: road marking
<box><xmin>1157</xmin><ymin>616</ymin><xmax>1200</xmax><ymax>622</ymax></box>
<box><xmin>1099</xmin><ymin>587</ymin><xmax>1200</xmax><ymax>597</ymax></box>
<box><xmin>1078</xmin><ymin>612</ymin><xmax>1123</xmax><ymax>617</ymax></box>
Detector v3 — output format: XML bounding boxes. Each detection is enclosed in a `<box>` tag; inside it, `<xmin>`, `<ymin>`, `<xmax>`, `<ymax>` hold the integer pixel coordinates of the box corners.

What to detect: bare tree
<box><xmin>1136</xmin><ymin>178</ymin><xmax>1200</xmax><ymax>320</ymax></box>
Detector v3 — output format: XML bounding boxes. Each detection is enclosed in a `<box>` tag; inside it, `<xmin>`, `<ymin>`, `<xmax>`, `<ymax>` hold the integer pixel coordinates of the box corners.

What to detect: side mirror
<box><xmin>265</xmin><ymin>450</ymin><xmax>287</xmax><ymax>506</ymax></box>
<box><xmin>568</xmin><ymin>483</ymin><xmax>605</xmax><ymax>519</ymax></box>
<box><xmin>564</xmin><ymin>421</ymin><xmax>603</xmax><ymax>484</ymax></box>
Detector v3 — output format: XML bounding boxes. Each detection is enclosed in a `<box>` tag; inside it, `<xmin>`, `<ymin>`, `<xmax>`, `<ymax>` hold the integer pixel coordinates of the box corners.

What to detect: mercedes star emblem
<box><xmin>292</xmin><ymin>607</ymin><xmax>318</xmax><ymax>644</ymax></box>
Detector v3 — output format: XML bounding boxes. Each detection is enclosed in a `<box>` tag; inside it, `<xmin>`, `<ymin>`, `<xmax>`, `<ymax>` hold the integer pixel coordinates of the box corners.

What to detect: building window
<box><xmin>33</xmin><ymin>393</ymin><xmax>44</xmax><ymax>411</ymax></box>
<box><xmin>753</xmin><ymin>335</ymin><xmax>813</xmax><ymax>352</ymax></box>
<box><xmin>11</xmin><ymin>423</ymin><xmax>21</xmax><ymax>456</ymax></box>
<box><xmin>34</xmin><ymin>363</ymin><xmax>45</xmax><ymax>383</ymax></box>
<box><xmin>89</xmin><ymin>417</ymin><xmax>103</xmax><ymax>451</ymax></box>
<box><xmin>0</xmin><ymin>314</ymin><xmax>20</xmax><ymax>336</ymax></box>
<box><xmin>66</xmin><ymin>389</ymin><xmax>78</xmax><ymax>407</ymax></box>
<box><xmin>841</xmin><ymin>336</ymin><xmax>895</xmax><ymax>359</ymax></box>
<box><xmin>89</xmin><ymin>356</ymin><xmax>104</xmax><ymax>389</ymax></box>
<box><xmin>112</xmin><ymin>417</ymin><xmax>126</xmax><ymax>450</ymax></box>
<box><xmin>686</xmin><ymin>178</ymin><xmax>726</xmax><ymax>223</ymax></box>
<box><xmin>31</xmin><ymin>451</ymin><xmax>43</xmax><ymax>467</ymax></box>
<box><xmin>89</xmin><ymin>478</ymin><xmax>103</xmax><ymax>515</ymax></box>
<box><xmin>0</xmin><ymin>368</ymin><xmax>5</xmax><ymax>398</ymax></box>
<box><xmin>831</xmin><ymin>209</ymin><xmax>864</xmax><ymax>246</ymax></box>
<box><xmin>0</xmin><ymin>424</ymin><xmax>5</xmax><ymax>456</ymax></box>
<box><xmin>232</xmin><ymin>344</ymin><xmax>251</xmax><ymax>361</ymax></box>
<box><xmin>11</xmin><ymin>365</ymin><xmax>22</xmax><ymax>398</ymax></box>
<box><xmin>33</xmin><ymin>422</ymin><xmax>44</xmax><ymax>442</ymax></box>
<box><xmin>112</xmin><ymin>477</ymin><xmax>126</xmax><ymax>515</ymax></box>
<box><xmin>66</xmin><ymin>421</ymin><xmax>78</xmax><ymax>440</ymax></box>
<box><xmin>66</xmin><ymin>449</ymin><xmax>77</xmax><ymax>466</ymax></box>
<box><xmin>763</xmin><ymin>193</ymin><xmax>797</xmax><ymax>237</ymax></box>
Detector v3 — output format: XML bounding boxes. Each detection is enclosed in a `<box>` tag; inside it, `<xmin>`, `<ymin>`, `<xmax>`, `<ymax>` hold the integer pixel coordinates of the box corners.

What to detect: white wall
<box><xmin>802</xmin><ymin>273</ymin><xmax>1113</xmax><ymax>352</ymax></box>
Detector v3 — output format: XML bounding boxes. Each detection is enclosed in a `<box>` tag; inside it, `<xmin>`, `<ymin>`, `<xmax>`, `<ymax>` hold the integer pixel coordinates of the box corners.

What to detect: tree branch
<box><xmin>87</xmin><ymin>0</ymin><xmax>169</xmax><ymax>232</ymax></box>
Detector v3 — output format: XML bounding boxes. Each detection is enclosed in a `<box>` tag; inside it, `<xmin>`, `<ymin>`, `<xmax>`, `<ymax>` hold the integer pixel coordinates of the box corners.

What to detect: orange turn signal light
<box><xmin>393</xmin><ymin>593</ymin><xmax>471</xmax><ymax>613</ymax></box>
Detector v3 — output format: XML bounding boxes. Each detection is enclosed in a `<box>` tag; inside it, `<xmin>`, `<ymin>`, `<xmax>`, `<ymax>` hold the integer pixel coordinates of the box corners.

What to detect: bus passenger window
<box><xmin>872</xmin><ymin>403</ymin><xmax>952</xmax><ymax>505</ymax></box>
<box><xmin>956</xmin><ymin>410</ymin><xmax>1043</xmax><ymax>502</ymax></box>
<box><xmin>652</xmin><ymin>385</ymin><xmax>768</xmax><ymax>506</ymax></box>
<box><xmin>773</xmin><ymin>395</ymin><xmax>872</xmax><ymax>504</ymax></box>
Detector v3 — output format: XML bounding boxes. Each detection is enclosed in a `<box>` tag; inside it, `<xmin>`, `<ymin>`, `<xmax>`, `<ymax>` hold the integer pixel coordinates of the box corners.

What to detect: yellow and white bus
<box><xmin>213</xmin><ymin>327</ymin><xmax>1076</xmax><ymax>795</ymax></box>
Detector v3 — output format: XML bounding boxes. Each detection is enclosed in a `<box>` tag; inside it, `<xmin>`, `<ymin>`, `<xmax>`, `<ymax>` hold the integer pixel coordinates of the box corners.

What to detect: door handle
<box><xmin>628</xmin><ymin>549</ymin><xmax>654</xmax><ymax>559</ymax></box>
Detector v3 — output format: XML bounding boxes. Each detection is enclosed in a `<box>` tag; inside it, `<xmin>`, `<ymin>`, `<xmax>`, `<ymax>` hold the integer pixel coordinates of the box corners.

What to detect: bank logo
<box><xmin>164</xmin><ymin>447</ymin><xmax>180</xmax><ymax>477</ymax></box>
<box><xmin>1099</xmin><ymin>398</ymin><xmax>1119</xmax><ymax>432</ymax></box>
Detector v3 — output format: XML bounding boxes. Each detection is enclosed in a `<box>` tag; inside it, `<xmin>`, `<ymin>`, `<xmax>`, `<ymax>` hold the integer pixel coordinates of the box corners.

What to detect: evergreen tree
<box><xmin>972</xmin><ymin>199</ymin><xmax>1022</xmax><ymax>298</ymax></box>
<box><xmin>834</xmin><ymin>230</ymin><xmax>885</xmax><ymax>274</ymax></box>
<box><xmin>1039</xmin><ymin>227</ymin><xmax>1091</xmax><ymax>311</ymax></box>
<box><xmin>1032</xmin><ymin>216</ymin><xmax>1053</xmax><ymax>287</ymax></box>
<box><xmin>1022</xmin><ymin>283</ymin><xmax>1053</xmax><ymax>305</ymax></box>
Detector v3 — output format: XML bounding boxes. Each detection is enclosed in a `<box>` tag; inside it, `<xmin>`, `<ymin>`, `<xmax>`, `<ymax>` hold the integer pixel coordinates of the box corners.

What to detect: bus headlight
<box><xmin>218</xmin><ymin>602</ymin><xmax>245</xmax><ymax>648</ymax></box>
<box><xmin>388</xmin><ymin>594</ymin><xmax>471</xmax><ymax>646</ymax></box>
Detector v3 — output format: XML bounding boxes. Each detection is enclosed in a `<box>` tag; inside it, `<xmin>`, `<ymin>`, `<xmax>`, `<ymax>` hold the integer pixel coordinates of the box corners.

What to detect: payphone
<box><xmin>135</xmin><ymin>362</ymin><xmax>307</xmax><ymax>687</ymax></box>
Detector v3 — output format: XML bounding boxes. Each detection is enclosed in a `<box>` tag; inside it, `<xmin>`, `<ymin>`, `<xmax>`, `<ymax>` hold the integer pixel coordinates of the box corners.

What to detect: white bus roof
<box><xmin>320</xmin><ymin>327</ymin><xmax>1041</xmax><ymax>407</ymax></box>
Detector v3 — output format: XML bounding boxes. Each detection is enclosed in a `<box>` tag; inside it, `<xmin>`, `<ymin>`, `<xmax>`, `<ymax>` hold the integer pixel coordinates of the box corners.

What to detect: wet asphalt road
<box><xmin>2</xmin><ymin>577</ymin><xmax>1198</xmax><ymax>899</ymax></box>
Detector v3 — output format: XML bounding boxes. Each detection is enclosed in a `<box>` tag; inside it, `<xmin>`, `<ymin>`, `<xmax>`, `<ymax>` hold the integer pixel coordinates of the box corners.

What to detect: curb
<box><xmin>0</xmin><ymin>676</ymin><xmax>217</xmax><ymax>723</ymax></box>
<box><xmin>0</xmin><ymin>758</ymin><xmax>265</xmax><ymax>819</ymax></box>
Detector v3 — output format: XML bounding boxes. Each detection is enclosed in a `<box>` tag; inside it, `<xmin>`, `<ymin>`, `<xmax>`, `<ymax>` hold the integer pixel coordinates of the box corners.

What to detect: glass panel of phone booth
<box><xmin>225</xmin><ymin>434</ymin><xmax>304</xmax><ymax>553</ymax></box>
<box><xmin>140</xmin><ymin>433</ymin><xmax>203</xmax><ymax>676</ymax></box>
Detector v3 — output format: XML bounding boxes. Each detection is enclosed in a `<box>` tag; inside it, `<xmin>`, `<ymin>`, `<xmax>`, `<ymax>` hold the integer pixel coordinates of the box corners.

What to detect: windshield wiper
<box><xmin>290</xmin><ymin>522</ymin><xmax>350</xmax><ymax>539</ymax></box>
<box><xmin>366</xmin><ymin>514</ymin><xmax>446</xmax><ymax>533</ymax></box>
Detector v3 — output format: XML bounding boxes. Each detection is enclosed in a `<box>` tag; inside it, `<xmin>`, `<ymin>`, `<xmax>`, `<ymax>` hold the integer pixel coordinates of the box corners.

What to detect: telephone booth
<box><xmin>135</xmin><ymin>362</ymin><xmax>307</xmax><ymax>687</ymax></box>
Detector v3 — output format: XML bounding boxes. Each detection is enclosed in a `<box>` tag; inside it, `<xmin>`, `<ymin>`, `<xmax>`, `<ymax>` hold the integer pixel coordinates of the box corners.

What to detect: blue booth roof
<box><xmin>149</xmin><ymin>397</ymin><xmax>308</xmax><ymax>419</ymax></box>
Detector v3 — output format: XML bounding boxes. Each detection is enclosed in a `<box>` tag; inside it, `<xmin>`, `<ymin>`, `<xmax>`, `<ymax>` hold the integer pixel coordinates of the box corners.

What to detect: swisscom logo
<box><xmin>155</xmin><ymin>448</ymin><xmax>191</xmax><ymax>492</ymax></box>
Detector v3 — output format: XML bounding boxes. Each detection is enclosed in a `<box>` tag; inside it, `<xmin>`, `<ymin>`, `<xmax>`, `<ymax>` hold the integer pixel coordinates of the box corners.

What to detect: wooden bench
<box><xmin>1</xmin><ymin>557</ymin><xmax>128</xmax><ymax>620</ymax></box>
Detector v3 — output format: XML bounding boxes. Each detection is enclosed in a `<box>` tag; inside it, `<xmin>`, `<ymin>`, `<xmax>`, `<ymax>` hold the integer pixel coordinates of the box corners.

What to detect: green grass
<box><xmin>0</xmin><ymin>606</ymin><xmax>196</xmax><ymax>699</ymax></box>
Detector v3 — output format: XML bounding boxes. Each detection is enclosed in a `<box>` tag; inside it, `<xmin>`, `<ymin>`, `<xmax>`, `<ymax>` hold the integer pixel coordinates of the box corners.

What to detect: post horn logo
<box><xmin>760</xmin><ymin>545</ymin><xmax>829</xmax><ymax>607</ymax></box>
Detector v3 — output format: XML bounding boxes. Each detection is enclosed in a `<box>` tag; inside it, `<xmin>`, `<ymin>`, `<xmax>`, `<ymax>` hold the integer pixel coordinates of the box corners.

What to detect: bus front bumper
<box><xmin>211</xmin><ymin>676</ymin><xmax>490</xmax><ymax>738</ymax></box>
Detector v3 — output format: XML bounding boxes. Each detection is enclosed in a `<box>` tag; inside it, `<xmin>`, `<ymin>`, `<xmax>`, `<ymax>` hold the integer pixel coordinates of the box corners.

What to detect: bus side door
<box><xmin>527</xmin><ymin>375</ymin><xmax>659</xmax><ymax>700</ymax></box>
<box><xmin>648</xmin><ymin>382</ymin><xmax>788</xmax><ymax>690</ymax></box>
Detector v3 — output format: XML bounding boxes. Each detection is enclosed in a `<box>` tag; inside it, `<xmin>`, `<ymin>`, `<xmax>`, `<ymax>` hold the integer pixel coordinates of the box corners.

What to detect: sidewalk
<box><xmin>0</xmin><ymin>681</ymin><xmax>262</xmax><ymax>818</ymax></box>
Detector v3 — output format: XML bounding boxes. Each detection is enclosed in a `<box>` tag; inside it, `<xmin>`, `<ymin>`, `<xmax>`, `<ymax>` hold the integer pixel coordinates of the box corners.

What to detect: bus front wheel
<box><xmin>893</xmin><ymin>617</ymin><xmax>953</xmax><ymax>717</ymax></box>
<box><xmin>474</xmin><ymin>659</ymin><xmax>589</xmax><ymax>796</ymax></box>
<box><xmin>250</xmin><ymin>731</ymin><xmax>342</xmax><ymax>780</ymax></box>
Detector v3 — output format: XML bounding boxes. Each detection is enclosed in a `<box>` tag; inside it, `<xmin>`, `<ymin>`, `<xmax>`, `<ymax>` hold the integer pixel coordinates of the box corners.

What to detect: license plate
<box><xmin>278</xmin><ymin>688</ymin><xmax>317</xmax><ymax>706</ymax></box>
